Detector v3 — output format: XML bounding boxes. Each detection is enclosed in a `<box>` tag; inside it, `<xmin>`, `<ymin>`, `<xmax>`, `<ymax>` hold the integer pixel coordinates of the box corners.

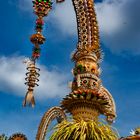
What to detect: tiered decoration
<box><xmin>61</xmin><ymin>0</ymin><xmax>116</xmax><ymax>124</ymax></box>
<box><xmin>23</xmin><ymin>0</ymin><xmax>64</xmax><ymax>107</ymax></box>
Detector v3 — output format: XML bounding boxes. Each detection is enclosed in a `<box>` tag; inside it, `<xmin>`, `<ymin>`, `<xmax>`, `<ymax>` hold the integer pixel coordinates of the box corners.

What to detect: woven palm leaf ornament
<box><xmin>61</xmin><ymin>0</ymin><xmax>116</xmax><ymax>124</ymax></box>
<box><xmin>23</xmin><ymin>0</ymin><xmax>64</xmax><ymax>107</ymax></box>
<box><xmin>35</xmin><ymin>0</ymin><xmax>119</xmax><ymax>140</ymax></box>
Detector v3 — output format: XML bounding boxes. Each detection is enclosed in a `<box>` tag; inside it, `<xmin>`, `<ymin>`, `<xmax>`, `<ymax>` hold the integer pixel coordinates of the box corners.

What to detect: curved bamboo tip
<box><xmin>23</xmin><ymin>91</ymin><xmax>35</xmax><ymax>108</ymax></box>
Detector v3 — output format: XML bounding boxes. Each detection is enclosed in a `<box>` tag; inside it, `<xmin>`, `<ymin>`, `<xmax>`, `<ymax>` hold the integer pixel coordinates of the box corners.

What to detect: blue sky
<box><xmin>0</xmin><ymin>0</ymin><xmax>140</xmax><ymax>139</ymax></box>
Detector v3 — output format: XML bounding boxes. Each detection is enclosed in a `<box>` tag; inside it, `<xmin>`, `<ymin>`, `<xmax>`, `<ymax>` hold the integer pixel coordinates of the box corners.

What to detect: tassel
<box><xmin>23</xmin><ymin>90</ymin><xmax>35</xmax><ymax>107</ymax></box>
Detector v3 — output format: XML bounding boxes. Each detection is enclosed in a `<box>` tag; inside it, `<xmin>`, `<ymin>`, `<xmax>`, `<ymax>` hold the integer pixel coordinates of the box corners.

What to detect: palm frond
<box><xmin>49</xmin><ymin>119</ymin><xmax>119</xmax><ymax>140</ymax></box>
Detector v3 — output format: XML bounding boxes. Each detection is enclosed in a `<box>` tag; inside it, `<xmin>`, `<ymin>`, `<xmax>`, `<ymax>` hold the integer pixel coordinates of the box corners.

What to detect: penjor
<box><xmin>36</xmin><ymin>0</ymin><xmax>119</xmax><ymax>140</ymax></box>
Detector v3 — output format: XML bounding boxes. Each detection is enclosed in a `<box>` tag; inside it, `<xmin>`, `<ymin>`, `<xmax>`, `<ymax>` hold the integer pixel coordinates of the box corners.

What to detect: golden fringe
<box><xmin>50</xmin><ymin>119</ymin><xmax>119</xmax><ymax>140</ymax></box>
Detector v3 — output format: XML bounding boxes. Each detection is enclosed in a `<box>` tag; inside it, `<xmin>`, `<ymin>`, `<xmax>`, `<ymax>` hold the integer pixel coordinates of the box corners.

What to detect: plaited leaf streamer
<box><xmin>50</xmin><ymin>119</ymin><xmax>119</xmax><ymax>140</ymax></box>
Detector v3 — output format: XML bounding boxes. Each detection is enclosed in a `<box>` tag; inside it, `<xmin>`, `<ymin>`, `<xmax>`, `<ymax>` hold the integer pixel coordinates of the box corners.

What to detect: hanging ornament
<box><xmin>23</xmin><ymin>0</ymin><xmax>48</xmax><ymax>107</ymax></box>
<box><xmin>23</xmin><ymin>60</ymin><xmax>40</xmax><ymax>107</ymax></box>
<box><xmin>23</xmin><ymin>0</ymin><xmax>65</xmax><ymax>107</ymax></box>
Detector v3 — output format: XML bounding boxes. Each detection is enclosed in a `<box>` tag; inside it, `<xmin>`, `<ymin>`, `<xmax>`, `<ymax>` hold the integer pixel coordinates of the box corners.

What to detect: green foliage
<box><xmin>50</xmin><ymin>119</ymin><xmax>119</xmax><ymax>140</ymax></box>
<box><xmin>0</xmin><ymin>134</ymin><xmax>8</xmax><ymax>140</ymax></box>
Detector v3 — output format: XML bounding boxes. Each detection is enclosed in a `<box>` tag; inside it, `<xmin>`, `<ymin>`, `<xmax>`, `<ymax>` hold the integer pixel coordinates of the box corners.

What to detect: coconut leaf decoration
<box><xmin>50</xmin><ymin>119</ymin><xmax>119</xmax><ymax>140</ymax></box>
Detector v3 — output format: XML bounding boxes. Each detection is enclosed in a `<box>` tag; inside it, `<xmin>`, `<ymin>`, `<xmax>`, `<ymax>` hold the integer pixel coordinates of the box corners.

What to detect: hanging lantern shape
<box><xmin>23</xmin><ymin>0</ymin><xmax>64</xmax><ymax>107</ymax></box>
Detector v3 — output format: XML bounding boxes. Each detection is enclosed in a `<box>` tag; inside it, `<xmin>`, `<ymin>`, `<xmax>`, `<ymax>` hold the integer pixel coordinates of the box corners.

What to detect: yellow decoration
<box><xmin>50</xmin><ymin>119</ymin><xmax>119</xmax><ymax>140</ymax></box>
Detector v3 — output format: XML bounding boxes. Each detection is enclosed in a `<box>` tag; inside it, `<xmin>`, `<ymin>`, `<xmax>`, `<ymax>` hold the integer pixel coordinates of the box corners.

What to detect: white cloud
<box><xmin>49</xmin><ymin>0</ymin><xmax>77</xmax><ymax>35</ymax></box>
<box><xmin>0</xmin><ymin>56</ymin><xmax>70</xmax><ymax>100</ymax></box>
<box><xmin>95</xmin><ymin>0</ymin><xmax>140</xmax><ymax>55</ymax></box>
<box><xmin>95</xmin><ymin>0</ymin><xmax>125</xmax><ymax>35</ymax></box>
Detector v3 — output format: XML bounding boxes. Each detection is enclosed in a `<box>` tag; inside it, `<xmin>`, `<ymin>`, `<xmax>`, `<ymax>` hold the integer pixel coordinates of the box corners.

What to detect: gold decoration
<box><xmin>61</xmin><ymin>0</ymin><xmax>116</xmax><ymax>124</ymax></box>
<box><xmin>30</xmin><ymin>33</ymin><xmax>46</xmax><ymax>45</ymax></box>
<box><xmin>9</xmin><ymin>133</ymin><xmax>27</xmax><ymax>140</ymax></box>
<box><xmin>36</xmin><ymin>107</ymin><xmax>66</xmax><ymax>140</ymax></box>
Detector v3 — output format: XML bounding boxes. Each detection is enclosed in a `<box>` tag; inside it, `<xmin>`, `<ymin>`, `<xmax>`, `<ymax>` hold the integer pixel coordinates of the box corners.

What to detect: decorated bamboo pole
<box><xmin>36</xmin><ymin>0</ymin><xmax>119</xmax><ymax>140</ymax></box>
<box><xmin>49</xmin><ymin>0</ymin><xmax>118</xmax><ymax>139</ymax></box>
<box><xmin>61</xmin><ymin>0</ymin><xmax>116</xmax><ymax>124</ymax></box>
